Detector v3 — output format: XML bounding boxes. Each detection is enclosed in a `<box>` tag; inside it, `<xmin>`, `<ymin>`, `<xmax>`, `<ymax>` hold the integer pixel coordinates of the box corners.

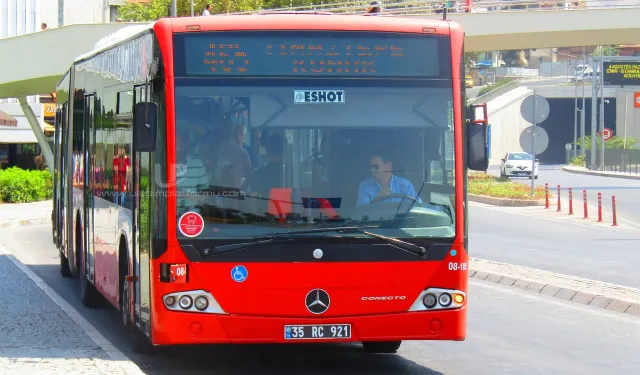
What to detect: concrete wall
<box><xmin>484</xmin><ymin>83</ymin><xmax>640</xmax><ymax>166</ymax></box>
<box><xmin>486</xmin><ymin>87</ymin><xmax>534</xmax><ymax>164</ymax></box>
<box><xmin>615</xmin><ymin>89</ymin><xmax>640</xmax><ymax>145</ymax></box>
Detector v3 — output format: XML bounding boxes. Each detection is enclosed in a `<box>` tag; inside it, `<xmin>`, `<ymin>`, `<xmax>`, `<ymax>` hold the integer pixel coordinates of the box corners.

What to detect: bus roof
<box><xmin>73</xmin><ymin>14</ymin><xmax>457</xmax><ymax>64</ymax></box>
<box><xmin>167</xmin><ymin>14</ymin><xmax>453</xmax><ymax>34</ymax></box>
<box><xmin>74</xmin><ymin>22</ymin><xmax>155</xmax><ymax>63</ymax></box>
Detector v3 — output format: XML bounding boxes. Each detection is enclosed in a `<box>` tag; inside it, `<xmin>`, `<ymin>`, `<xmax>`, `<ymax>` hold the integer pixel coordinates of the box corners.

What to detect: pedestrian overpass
<box><xmin>3</xmin><ymin>0</ymin><xmax>640</xmax><ymax>172</ymax></box>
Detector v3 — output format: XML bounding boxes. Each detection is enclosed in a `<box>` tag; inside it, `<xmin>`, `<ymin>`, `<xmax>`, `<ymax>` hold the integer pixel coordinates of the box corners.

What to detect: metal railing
<box><xmin>469</xmin><ymin>79</ymin><xmax>523</xmax><ymax>105</ymax></box>
<box><xmin>586</xmin><ymin>149</ymin><xmax>640</xmax><ymax>174</ymax></box>
<box><xmin>225</xmin><ymin>0</ymin><xmax>640</xmax><ymax>16</ymax></box>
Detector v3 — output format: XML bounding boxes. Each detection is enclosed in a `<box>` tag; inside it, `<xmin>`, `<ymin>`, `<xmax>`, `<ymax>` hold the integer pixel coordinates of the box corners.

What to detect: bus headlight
<box><xmin>423</xmin><ymin>293</ymin><xmax>437</xmax><ymax>308</ymax></box>
<box><xmin>163</xmin><ymin>290</ymin><xmax>227</xmax><ymax>314</ymax></box>
<box><xmin>408</xmin><ymin>288</ymin><xmax>466</xmax><ymax>312</ymax></box>
<box><xmin>438</xmin><ymin>293</ymin><xmax>452</xmax><ymax>307</ymax></box>
<box><xmin>194</xmin><ymin>296</ymin><xmax>209</xmax><ymax>311</ymax></box>
<box><xmin>178</xmin><ymin>295</ymin><xmax>193</xmax><ymax>309</ymax></box>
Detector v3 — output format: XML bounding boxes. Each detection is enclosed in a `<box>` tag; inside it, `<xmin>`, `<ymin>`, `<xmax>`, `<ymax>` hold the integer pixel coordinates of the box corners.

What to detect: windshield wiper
<box><xmin>210</xmin><ymin>225</ymin><xmax>426</xmax><ymax>257</ymax></box>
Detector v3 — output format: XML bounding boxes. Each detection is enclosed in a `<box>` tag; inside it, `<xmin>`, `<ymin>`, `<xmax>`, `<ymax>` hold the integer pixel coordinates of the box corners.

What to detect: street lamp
<box><xmin>554</xmin><ymin>50</ymin><xmax>579</xmax><ymax>159</ymax></box>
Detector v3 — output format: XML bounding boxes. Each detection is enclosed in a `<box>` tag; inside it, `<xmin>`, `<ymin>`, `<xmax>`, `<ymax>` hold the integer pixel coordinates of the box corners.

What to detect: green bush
<box><xmin>0</xmin><ymin>167</ymin><xmax>53</xmax><ymax>203</ymax></box>
<box><xmin>468</xmin><ymin>172</ymin><xmax>547</xmax><ymax>200</ymax></box>
<box><xmin>570</xmin><ymin>155</ymin><xmax>585</xmax><ymax>167</ymax></box>
<box><xmin>574</xmin><ymin>136</ymin><xmax>638</xmax><ymax>150</ymax></box>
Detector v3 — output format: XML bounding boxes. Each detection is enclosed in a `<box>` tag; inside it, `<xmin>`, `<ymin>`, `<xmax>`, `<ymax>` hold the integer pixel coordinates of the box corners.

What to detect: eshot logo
<box><xmin>294</xmin><ymin>90</ymin><xmax>345</xmax><ymax>104</ymax></box>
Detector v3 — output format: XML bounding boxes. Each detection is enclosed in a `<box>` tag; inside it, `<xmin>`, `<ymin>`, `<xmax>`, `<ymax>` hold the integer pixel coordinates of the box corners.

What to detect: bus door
<box><xmin>84</xmin><ymin>94</ymin><xmax>96</xmax><ymax>279</ymax></box>
<box><xmin>132</xmin><ymin>83</ymin><xmax>152</xmax><ymax>333</ymax></box>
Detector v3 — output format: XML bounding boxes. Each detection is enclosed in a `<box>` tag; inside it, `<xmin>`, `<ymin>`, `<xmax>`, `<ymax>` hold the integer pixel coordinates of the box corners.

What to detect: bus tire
<box><xmin>60</xmin><ymin>250</ymin><xmax>72</xmax><ymax>278</ymax></box>
<box><xmin>362</xmin><ymin>341</ymin><xmax>402</xmax><ymax>354</ymax></box>
<box><xmin>77</xmin><ymin>222</ymin><xmax>102</xmax><ymax>308</ymax></box>
<box><xmin>119</xmin><ymin>238</ymin><xmax>131</xmax><ymax>329</ymax></box>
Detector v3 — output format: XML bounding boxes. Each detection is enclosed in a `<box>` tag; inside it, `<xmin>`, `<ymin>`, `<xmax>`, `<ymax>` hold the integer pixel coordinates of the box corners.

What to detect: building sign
<box><xmin>43</xmin><ymin>103</ymin><xmax>56</xmax><ymax>118</ymax></box>
<box><xmin>603</xmin><ymin>62</ymin><xmax>640</xmax><ymax>86</ymax></box>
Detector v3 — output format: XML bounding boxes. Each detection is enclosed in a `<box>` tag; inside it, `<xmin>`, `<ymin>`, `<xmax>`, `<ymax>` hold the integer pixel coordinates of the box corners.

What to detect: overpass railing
<box><xmin>226</xmin><ymin>0</ymin><xmax>640</xmax><ymax>16</ymax></box>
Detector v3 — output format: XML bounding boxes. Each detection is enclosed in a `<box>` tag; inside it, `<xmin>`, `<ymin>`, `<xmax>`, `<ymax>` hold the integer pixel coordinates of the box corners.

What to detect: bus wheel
<box><xmin>119</xmin><ymin>241</ymin><xmax>131</xmax><ymax>329</ymax></box>
<box><xmin>362</xmin><ymin>341</ymin><xmax>402</xmax><ymax>354</ymax></box>
<box><xmin>60</xmin><ymin>251</ymin><xmax>72</xmax><ymax>278</ymax></box>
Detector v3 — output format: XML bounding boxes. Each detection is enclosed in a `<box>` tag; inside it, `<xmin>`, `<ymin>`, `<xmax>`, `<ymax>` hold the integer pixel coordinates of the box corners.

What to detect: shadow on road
<box><xmin>26</xmin><ymin>263</ymin><xmax>443</xmax><ymax>375</ymax></box>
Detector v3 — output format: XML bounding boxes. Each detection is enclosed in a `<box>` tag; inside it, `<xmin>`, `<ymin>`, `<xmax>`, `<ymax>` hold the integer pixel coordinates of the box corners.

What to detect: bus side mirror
<box><xmin>466</xmin><ymin>103</ymin><xmax>489</xmax><ymax>171</ymax></box>
<box><xmin>134</xmin><ymin>102</ymin><xmax>158</xmax><ymax>152</ymax></box>
<box><xmin>467</xmin><ymin>122</ymin><xmax>489</xmax><ymax>171</ymax></box>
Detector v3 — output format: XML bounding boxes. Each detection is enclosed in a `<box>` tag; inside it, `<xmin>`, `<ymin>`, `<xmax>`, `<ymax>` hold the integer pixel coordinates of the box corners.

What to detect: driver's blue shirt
<box><xmin>357</xmin><ymin>175</ymin><xmax>422</xmax><ymax>206</ymax></box>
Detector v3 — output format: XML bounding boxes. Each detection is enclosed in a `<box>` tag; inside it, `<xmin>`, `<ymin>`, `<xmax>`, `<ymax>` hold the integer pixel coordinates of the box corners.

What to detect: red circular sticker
<box><xmin>178</xmin><ymin>212</ymin><xmax>204</xmax><ymax>237</ymax></box>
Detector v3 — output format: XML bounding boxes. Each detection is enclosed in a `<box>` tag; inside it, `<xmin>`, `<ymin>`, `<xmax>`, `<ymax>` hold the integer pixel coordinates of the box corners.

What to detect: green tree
<box><xmin>501</xmin><ymin>50</ymin><xmax>528</xmax><ymax>67</ymax></box>
<box><xmin>262</xmin><ymin>0</ymin><xmax>342</xmax><ymax>9</ymax></box>
<box><xmin>590</xmin><ymin>45</ymin><xmax>619</xmax><ymax>57</ymax></box>
<box><xmin>119</xmin><ymin>0</ymin><xmax>171</xmax><ymax>21</ymax></box>
<box><xmin>464</xmin><ymin>52</ymin><xmax>482</xmax><ymax>68</ymax></box>
<box><xmin>118</xmin><ymin>0</ymin><xmax>265</xmax><ymax>21</ymax></box>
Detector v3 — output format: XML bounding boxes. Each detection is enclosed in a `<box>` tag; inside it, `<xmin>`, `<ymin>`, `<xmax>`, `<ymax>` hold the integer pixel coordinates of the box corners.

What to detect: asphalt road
<box><xmin>469</xmin><ymin>201</ymin><xmax>640</xmax><ymax>289</ymax></box>
<box><xmin>487</xmin><ymin>164</ymin><xmax>640</xmax><ymax>226</ymax></box>
<box><xmin>3</xmin><ymin>224</ymin><xmax>640</xmax><ymax>374</ymax></box>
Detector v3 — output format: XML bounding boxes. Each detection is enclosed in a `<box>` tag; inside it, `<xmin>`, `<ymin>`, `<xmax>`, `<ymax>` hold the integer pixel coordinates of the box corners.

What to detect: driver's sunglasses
<box><xmin>370</xmin><ymin>163</ymin><xmax>383</xmax><ymax>170</ymax></box>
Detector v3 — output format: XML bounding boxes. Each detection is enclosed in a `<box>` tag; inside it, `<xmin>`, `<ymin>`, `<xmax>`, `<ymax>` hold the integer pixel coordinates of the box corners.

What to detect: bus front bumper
<box><xmin>151</xmin><ymin>308</ymin><xmax>466</xmax><ymax>345</ymax></box>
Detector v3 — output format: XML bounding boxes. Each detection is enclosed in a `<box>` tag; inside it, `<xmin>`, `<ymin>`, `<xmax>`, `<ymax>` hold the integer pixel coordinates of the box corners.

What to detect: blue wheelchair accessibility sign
<box><xmin>231</xmin><ymin>265</ymin><xmax>248</xmax><ymax>282</ymax></box>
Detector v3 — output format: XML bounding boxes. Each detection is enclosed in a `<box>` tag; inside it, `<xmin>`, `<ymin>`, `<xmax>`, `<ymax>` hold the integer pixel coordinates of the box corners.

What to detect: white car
<box><xmin>500</xmin><ymin>152</ymin><xmax>539</xmax><ymax>179</ymax></box>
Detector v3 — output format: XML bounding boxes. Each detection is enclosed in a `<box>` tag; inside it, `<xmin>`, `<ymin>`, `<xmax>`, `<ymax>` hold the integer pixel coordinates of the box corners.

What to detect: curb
<box><xmin>470</xmin><ymin>258</ymin><xmax>640</xmax><ymax>318</ymax></box>
<box><xmin>468</xmin><ymin>194</ymin><xmax>546</xmax><ymax>207</ymax></box>
<box><xmin>0</xmin><ymin>216</ymin><xmax>51</xmax><ymax>229</ymax></box>
<box><xmin>561</xmin><ymin>166</ymin><xmax>640</xmax><ymax>180</ymax></box>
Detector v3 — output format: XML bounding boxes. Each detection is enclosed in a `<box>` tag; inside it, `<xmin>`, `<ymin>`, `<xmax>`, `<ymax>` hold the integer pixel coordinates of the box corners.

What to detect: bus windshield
<box><xmin>172</xmin><ymin>32</ymin><xmax>455</xmax><ymax>240</ymax></box>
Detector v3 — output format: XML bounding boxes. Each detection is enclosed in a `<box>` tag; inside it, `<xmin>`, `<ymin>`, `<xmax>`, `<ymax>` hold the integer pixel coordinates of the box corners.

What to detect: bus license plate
<box><xmin>284</xmin><ymin>324</ymin><xmax>351</xmax><ymax>340</ymax></box>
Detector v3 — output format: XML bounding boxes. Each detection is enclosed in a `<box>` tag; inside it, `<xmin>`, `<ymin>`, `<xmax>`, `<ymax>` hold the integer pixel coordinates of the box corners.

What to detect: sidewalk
<box><xmin>0</xmin><ymin>199</ymin><xmax>51</xmax><ymax>228</ymax></box>
<box><xmin>0</xmin><ymin>201</ymin><xmax>143</xmax><ymax>375</ymax></box>
<box><xmin>562</xmin><ymin>165</ymin><xmax>640</xmax><ymax>180</ymax></box>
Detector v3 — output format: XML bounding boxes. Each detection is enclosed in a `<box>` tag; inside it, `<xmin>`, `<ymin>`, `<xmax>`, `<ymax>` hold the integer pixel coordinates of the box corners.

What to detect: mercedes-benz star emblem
<box><xmin>305</xmin><ymin>289</ymin><xmax>330</xmax><ymax>314</ymax></box>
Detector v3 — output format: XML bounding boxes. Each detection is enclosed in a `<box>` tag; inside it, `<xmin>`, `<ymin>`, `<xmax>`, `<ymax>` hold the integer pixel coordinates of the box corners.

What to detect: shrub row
<box><xmin>0</xmin><ymin>167</ymin><xmax>53</xmax><ymax>203</ymax></box>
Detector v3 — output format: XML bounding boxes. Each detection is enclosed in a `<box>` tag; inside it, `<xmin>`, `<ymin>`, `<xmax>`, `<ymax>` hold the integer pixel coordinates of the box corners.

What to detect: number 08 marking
<box><xmin>176</xmin><ymin>267</ymin><xmax>186</xmax><ymax>276</ymax></box>
<box><xmin>448</xmin><ymin>262</ymin><xmax>467</xmax><ymax>271</ymax></box>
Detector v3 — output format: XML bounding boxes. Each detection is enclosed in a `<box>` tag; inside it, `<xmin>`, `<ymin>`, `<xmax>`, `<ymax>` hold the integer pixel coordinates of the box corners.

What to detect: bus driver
<box><xmin>356</xmin><ymin>150</ymin><xmax>422</xmax><ymax>206</ymax></box>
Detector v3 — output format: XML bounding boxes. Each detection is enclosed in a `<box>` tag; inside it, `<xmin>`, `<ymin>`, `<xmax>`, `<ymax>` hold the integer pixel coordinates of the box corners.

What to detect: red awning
<box><xmin>0</xmin><ymin>110</ymin><xmax>17</xmax><ymax>127</ymax></box>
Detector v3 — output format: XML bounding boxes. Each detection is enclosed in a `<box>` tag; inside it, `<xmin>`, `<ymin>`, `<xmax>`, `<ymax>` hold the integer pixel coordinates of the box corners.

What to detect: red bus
<box><xmin>52</xmin><ymin>14</ymin><xmax>488</xmax><ymax>354</ymax></box>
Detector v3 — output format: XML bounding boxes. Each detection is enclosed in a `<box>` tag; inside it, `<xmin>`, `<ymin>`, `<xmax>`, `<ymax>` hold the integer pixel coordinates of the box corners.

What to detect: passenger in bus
<box><xmin>356</xmin><ymin>150</ymin><xmax>421</xmax><ymax>206</ymax></box>
<box><xmin>252</xmin><ymin>133</ymin><xmax>283</xmax><ymax>197</ymax></box>
<box><xmin>214</xmin><ymin>120</ymin><xmax>252</xmax><ymax>190</ymax></box>
<box><xmin>176</xmin><ymin>131</ymin><xmax>208</xmax><ymax>213</ymax></box>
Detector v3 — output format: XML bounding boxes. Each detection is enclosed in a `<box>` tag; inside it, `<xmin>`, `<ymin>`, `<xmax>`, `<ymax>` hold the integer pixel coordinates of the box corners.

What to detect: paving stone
<box><xmin>624</xmin><ymin>303</ymin><xmax>640</xmax><ymax>317</ymax></box>
<box><xmin>497</xmin><ymin>276</ymin><xmax>517</xmax><ymax>286</ymax></box>
<box><xmin>555</xmin><ymin>288</ymin><xmax>578</xmax><ymax>301</ymax></box>
<box><xmin>485</xmin><ymin>273</ymin><xmax>503</xmax><ymax>283</ymax></box>
<box><xmin>0</xmin><ymin>250</ymin><xmax>140</xmax><ymax>375</ymax></box>
<box><xmin>588</xmin><ymin>296</ymin><xmax>613</xmax><ymax>309</ymax></box>
<box><xmin>540</xmin><ymin>285</ymin><xmax>561</xmax><ymax>297</ymax></box>
<box><xmin>571</xmin><ymin>292</ymin><xmax>596</xmax><ymax>305</ymax></box>
<box><xmin>605</xmin><ymin>300</ymin><xmax>632</xmax><ymax>314</ymax></box>
<box><xmin>525</xmin><ymin>282</ymin><xmax>546</xmax><ymax>293</ymax></box>
<box><xmin>513</xmin><ymin>279</ymin><xmax>530</xmax><ymax>289</ymax></box>
<box><xmin>472</xmin><ymin>271</ymin><xmax>489</xmax><ymax>280</ymax></box>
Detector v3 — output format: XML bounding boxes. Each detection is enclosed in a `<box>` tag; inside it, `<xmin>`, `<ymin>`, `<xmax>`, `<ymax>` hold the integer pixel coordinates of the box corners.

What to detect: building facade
<box><xmin>0</xmin><ymin>0</ymin><xmax>125</xmax><ymax>169</ymax></box>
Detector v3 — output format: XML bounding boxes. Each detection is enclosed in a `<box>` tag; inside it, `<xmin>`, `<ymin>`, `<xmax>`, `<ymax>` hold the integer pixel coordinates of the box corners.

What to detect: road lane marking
<box><xmin>471</xmin><ymin>279</ymin><xmax>640</xmax><ymax>324</ymax></box>
<box><xmin>0</xmin><ymin>243</ymin><xmax>145</xmax><ymax>375</ymax></box>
